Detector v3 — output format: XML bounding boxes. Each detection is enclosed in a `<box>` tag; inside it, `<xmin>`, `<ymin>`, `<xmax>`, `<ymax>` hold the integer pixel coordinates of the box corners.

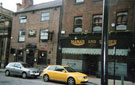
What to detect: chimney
<box><xmin>22</xmin><ymin>0</ymin><xmax>33</xmax><ymax>8</ymax></box>
<box><xmin>16</xmin><ymin>3</ymin><xmax>22</xmax><ymax>11</ymax></box>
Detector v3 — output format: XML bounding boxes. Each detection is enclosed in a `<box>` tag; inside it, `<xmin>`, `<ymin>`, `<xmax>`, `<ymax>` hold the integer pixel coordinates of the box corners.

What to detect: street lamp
<box><xmin>113</xmin><ymin>46</ymin><xmax>116</xmax><ymax>85</ymax></box>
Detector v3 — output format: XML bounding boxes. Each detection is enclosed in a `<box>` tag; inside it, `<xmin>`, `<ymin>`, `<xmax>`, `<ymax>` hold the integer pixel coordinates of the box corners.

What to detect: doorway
<box><xmin>26</xmin><ymin>49</ymin><xmax>34</xmax><ymax>66</ymax></box>
<box><xmin>84</xmin><ymin>55</ymin><xmax>98</xmax><ymax>75</ymax></box>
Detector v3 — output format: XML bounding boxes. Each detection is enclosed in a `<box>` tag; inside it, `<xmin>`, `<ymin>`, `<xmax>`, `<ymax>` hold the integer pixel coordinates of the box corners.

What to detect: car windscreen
<box><xmin>64</xmin><ymin>67</ymin><xmax>76</xmax><ymax>72</ymax></box>
<box><xmin>22</xmin><ymin>63</ymin><xmax>32</xmax><ymax>68</ymax></box>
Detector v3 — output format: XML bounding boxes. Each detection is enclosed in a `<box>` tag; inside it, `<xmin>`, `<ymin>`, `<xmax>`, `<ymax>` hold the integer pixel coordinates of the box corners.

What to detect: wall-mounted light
<box><xmin>74</xmin><ymin>36</ymin><xmax>77</xmax><ymax>40</ymax></box>
<box><xmin>61</xmin><ymin>30</ymin><xmax>65</xmax><ymax>34</ymax></box>
<box><xmin>111</xmin><ymin>23</ymin><xmax>115</xmax><ymax>27</ymax></box>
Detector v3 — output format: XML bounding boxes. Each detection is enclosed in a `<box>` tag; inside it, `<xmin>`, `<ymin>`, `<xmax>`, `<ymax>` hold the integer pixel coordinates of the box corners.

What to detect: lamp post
<box><xmin>113</xmin><ymin>46</ymin><xmax>116</xmax><ymax>85</ymax></box>
<box><xmin>101</xmin><ymin>0</ymin><xmax>110</xmax><ymax>85</ymax></box>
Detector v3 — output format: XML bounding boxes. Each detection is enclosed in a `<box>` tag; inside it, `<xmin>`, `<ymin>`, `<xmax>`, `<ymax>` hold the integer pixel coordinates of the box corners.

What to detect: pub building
<box><xmin>60</xmin><ymin>0</ymin><xmax>135</xmax><ymax>80</ymax></box>
<box><xmin>60</xmin><ymin>32</ymin><xmax>135</xmax><ymax>79</ymax></box>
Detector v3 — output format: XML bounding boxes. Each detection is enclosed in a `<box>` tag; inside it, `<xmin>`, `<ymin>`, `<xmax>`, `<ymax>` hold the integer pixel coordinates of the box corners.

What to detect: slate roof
<box><xmin>16</xmin><ymin>0</ymin><xmax>62</xmax><ymax>13</ymax></box>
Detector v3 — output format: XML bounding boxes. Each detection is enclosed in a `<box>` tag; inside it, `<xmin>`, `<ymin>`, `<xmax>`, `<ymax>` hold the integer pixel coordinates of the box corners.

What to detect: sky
<box><xmin>0</xmin><ymin>0</ymin><xmax>55</xmax><ymax>12</ymax></box>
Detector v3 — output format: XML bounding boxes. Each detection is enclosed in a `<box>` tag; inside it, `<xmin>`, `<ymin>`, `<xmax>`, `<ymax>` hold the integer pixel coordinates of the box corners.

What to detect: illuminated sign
<box><xmin>71</xmin><ymin>40</ymin><xmax>85</xmax><ymax>46</ymax></box>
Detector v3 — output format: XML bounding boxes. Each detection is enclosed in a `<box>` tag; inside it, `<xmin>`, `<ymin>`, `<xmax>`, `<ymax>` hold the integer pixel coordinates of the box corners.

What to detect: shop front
<box><xmin>60</xmin><ymin>32</ymin><xmax>133</xmax><ymax>77</ymax></box>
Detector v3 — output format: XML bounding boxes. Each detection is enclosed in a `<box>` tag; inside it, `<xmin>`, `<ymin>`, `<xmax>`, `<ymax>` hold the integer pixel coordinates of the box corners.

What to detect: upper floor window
<box><xmin>18</xmin><ymin>30</ymin><xmax>26</xmax><ymax>43</ymax></box>
<box><xmin>92</xmin><ymin>14</ymin><xmax>102</xmax><ymax>32</ymax></box>
<box><xmin>19</xmin><ymin>16</ymin><xmax>27</xmax><ymax>23</ymax></box>
<box><xmin>74</xmin><ymin>16</ymin><xmax>83</xmax><ymax>33</ymax></box>
<box><xmin>116</xmin><ymin>11</ymin><xmax>128</xmax><ymax>31</ymax></box>
<box><xmin>40</xmin><ymin>29</ymin><xmax>48</xmax><ymax>42</ymax></box>
<box><xmin>41</xmin><ymin>12</ymin><xmax>50</xmax><ymax>21</ymax></box>
<box><xmin>76</xmin><ymin>0</ymin><xmax>84</xmax><ymax>3</ymax></box>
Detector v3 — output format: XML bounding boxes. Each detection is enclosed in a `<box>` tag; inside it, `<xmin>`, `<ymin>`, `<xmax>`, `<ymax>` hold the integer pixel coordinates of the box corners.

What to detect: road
<box><xmin>0</xmin><ymin>71</ymin><xmax>66</xmax><ymax>85</ymax></box>
<box><xmin>0</xmin><ymin>71</ymin><xmax>98</xmax><ymax>85</ymax></box>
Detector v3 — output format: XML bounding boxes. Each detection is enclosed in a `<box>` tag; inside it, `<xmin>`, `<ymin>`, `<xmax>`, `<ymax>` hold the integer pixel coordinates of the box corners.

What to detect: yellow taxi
<box><xmin>41</xmin><ymin>65</ymin><xmax>88</xmax><ymax>85</ymax></box>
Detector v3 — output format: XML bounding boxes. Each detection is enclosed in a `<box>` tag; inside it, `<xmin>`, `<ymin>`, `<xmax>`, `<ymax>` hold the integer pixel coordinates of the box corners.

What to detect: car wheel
<box><xmin>67</xmin><ymin>77</ymin><xmax>75</xmax><ymax>85</ymax></box>
<box><xmin>5</xmin><ymin>70</ymin><xmax>10</xmax><ymax>76</ymax></box>
<box><xmin>43</xmin><ymin>74</ymin><xmax>49</xmax><ymax>82</ymax></box>
<box><xmin>22</xmin><ymin>72</ymin><xmax>27</xmax><ymax>79</ymax></box>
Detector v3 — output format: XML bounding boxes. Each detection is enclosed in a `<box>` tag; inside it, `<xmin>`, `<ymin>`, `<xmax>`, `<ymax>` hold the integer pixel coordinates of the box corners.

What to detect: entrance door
<box><xmin>26</xmin><ymin>50</ymin><xmax>34</xmax><ymax>66</ymax></box>
<box><xmin>84</xmin><ymin>55</ymin><xmax>98</xmax><ymax>75</ymax></box>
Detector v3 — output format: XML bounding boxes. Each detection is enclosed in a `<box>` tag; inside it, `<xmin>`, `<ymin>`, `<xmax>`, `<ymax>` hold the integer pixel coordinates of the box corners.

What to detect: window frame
<box><xmin>73</xmin><ymin>16</ymin><xmax>83</xmax><ymax>33</ymax></box>
<box><xmin>92</xmin><ymin>14</ymin><xmax>103</xmax><ymax>32</ymax></box>
<box><xmin>39</xmin><ymin>29</ymin><xmax>49</xmax><ymax>42</ymax></box>
<box><xmin>41</xmin><ymin>12</ymin><xmax>50</xmax><ymax>21</ymax></box>
<box><xmin>19</xmin><ymin>16</ymin><xmax>27</xmax><ymax>24</ymax></box>
<box><xmin>75</xmin><ymin>0</ymin><xmax>84</xmax><ymax>4</ymax></box>
<box><xmin>116</xmin><ymin>11</ymin><xmax>128</xmax><ymax>31</ymax></box>
<box><xmin>18</xmin><ymin>30</ymin><xmax>26</xmax><ymax>43</ymax></box>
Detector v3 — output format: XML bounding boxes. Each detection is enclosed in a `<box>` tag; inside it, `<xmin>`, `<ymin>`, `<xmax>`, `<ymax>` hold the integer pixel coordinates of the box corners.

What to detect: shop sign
<box><xmin>71</xmin><ymin>40</ymin><xmax>85</xmax><ymax>46</ymax></box>
<box><xmin>71</xmin><ymin>40</ymin><xmax>117</xmax><ymax>47</ymax></box>
<box><xmin>99</xmin><ymin>40</ymin><xmax>117</xmax><ymax>46</ymax></box>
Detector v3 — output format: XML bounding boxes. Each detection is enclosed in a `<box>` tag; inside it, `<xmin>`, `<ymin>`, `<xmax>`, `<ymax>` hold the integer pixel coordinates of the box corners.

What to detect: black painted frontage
<box><xmin>60</xmin><ymin>31</ymin><xmax>135</xmax><ymax>80</ymax></box>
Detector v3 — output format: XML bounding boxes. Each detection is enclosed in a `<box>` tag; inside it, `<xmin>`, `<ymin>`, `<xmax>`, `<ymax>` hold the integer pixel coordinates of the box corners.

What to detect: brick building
<box><xmin>60</xmin><ymin>0</ymin><xmax>135</xmax><ymax>79</ymax></box>
<box><xmin>9</xmin><ymin>0</ymin><xmax>62</xmax><ymax>67</ymax></box>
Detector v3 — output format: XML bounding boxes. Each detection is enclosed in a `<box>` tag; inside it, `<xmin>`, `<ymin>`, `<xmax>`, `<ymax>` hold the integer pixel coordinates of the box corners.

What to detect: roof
<box><xmin>16</xmin><ymin>0</ymin><xmax>62</xmax><ymax>13</ymax></box>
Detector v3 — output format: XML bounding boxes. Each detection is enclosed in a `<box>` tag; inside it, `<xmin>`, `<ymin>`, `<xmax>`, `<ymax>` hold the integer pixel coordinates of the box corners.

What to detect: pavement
<box><xmin>0</xmin><ymin>68</ymin><xmax>135</xmax><ymax>85</ymax></box>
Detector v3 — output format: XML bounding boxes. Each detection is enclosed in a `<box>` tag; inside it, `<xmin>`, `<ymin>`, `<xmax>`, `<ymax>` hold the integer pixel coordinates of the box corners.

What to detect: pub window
<box><xmin>28</xmin><ymin>30</ymin><xmax>36</xmax><ymax>37</ymax></box>
<box><xmin>37</xmin><ymin>51</ymin><xmax>47</xmax><ymax>65</ymax></box>
<box><xmin>92</xmin><ymin>14</ymin><xmax>102</xmax><ymax>32</ymax></box>
<box><xmin>18</xmin><ymin>30</ymin><xmax>26</xmax><ymax>43</ymax></box>
<box><xmin>41</xmin><ymin>12</ymin><xmax>50</xmax><ymax>21</ymax></box>
<box><xmin>75</xmin><ymin>0</ymin><xmax>84</xmax><ymax>3</ymax></box>
<box><xmin>19</xmin><ymin>16</ymin><xmax>27</xmax><ymax>23</ymax></box>
<box><xmin>116</xmin><ymin>11</ymin><xmax>128</xmax><ymax>31</ymax></box>
<box><xmin>40</xmin><ymin>29</ymin><xmax>48</xmax><ymax>42</ymax></box>
<box><xmin>74</xmin><ymin>16</ymin><xmax>83</xmax><ymax>33</ymax></box>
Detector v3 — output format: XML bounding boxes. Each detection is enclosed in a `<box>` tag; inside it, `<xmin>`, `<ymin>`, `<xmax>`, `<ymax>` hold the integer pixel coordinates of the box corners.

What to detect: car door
<box><xmin>7</xmin><ymin>63</ymin><xmax>16</xmax><ymax>75</ymax></box>
<box><xmin>14</xmin><ymin>63</ymin><xmax>22</xmax><ymax>75</ymax></box>
<box><xmin>54</xmin><ymin>66</ymin><xmax>68</xmax><ymax>82</ymax></box>
<box><xmin>46</xmin><ymin>66</ymin><xmax>57</xmax><ymax>80</ymax></box>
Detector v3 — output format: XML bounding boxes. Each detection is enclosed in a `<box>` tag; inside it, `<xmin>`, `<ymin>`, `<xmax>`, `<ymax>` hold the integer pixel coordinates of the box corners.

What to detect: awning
<box><xmin>62</xmin><ymin>48</ymin><xmax>129</xmax><ymax>56</ymax></box>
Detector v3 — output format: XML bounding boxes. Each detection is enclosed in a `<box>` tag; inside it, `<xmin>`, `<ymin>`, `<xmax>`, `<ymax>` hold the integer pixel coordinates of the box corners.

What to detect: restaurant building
<box><xmin>60</xmin><ymin>0</ymin><xmax>135</xmax><ymax>79</ymax></box>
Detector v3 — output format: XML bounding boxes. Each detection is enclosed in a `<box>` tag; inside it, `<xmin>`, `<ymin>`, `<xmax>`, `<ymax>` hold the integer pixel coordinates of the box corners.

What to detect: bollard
<box><xmin>121</xmin><ymin>75</ymin><xmax>124</xmax><ymax>85</ymax></box>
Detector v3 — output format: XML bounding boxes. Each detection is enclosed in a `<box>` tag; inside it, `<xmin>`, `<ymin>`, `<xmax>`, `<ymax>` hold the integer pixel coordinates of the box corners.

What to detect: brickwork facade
<box><xmin>62</xmin><ymin>0</ymin><xmax>135</xmax><ymax>35</ymax></box>
<box><xmin>9</xmin><ymin>1</ymin><xmax>62</xmax><ymax>67</ymax></box>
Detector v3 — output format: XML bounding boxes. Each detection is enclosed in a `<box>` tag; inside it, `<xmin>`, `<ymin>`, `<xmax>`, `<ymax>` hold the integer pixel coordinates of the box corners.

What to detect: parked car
<box><xmin>41</xmin><ymin>65</ymin><xmax>88</xmax><ymax>85</ymax></box>
<box><xmin>5</xmin><ymin>62</ymin><xmax>40</xmax><ymax>78</ymax></box>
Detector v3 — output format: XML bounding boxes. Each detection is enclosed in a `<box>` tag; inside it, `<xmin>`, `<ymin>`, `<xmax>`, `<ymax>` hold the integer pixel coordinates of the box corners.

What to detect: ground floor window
<box><xmin>37</xmin><ymin>51</ymin><xmax>47</xmax><ymax>65</ymax></box>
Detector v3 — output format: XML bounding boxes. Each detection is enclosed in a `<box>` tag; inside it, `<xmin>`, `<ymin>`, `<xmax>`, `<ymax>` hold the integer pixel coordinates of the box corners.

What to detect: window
<box><xmin>19</xmin><ymin>16</ymin><xmax>27</xmax><ymax>23</ymax></box>
<box><xmin>18</xmin><ymin>30</ymin><xmax>26</xmax><ymax>42</ymax></box>
<box><xmin>76</xmin><ymin>0</ymin><xmax>84</xmax><ymax>3</ymax></box>
<box><xmin>48</xmin><ymin>66</ymin><xmax>56</xmax><ymax>70</ymax></box>
<box><xmin>14</xmin><ymin>63</ymin><xmax>21</xmax><ymax>68</ymax></box>
<box><xmin>55</xmin><ymin>66</ymin><xmax>64</xmax><ymax>71</ymax></box>
<box><xmin>41</xmin><ymin>12</ymin><xmax>50</xmax><ymax>21</ymax></box>
<box><xmin>74</xmin><ymin>16</ymin><xmax>83</xmax><ymax>33</ymax></box>
<box><xmin>92</xmin><ymin>14</ymin><xmax>102</xmax><ymax>32</ymax></box>
<box><xmin>40</xmin><ymin>29</ymin><xmax>48</xmax><ymax>42</ymax></box>
<box><xmin>116</xmin><ymin>12</ymin><xmax>128</xmax><ymax>31</ymax></box>
<box><xmin>28</xmin><ymin>30</ymin><xmax>36</xmax><ymax>37</ymax></box>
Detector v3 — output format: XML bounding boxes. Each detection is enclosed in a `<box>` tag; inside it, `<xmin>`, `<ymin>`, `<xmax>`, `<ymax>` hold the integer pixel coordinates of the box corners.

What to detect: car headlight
<box><xmin>78</xmin><ymin>76</ymin><xmax>83</xmax><ymax>79</ymax></box>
